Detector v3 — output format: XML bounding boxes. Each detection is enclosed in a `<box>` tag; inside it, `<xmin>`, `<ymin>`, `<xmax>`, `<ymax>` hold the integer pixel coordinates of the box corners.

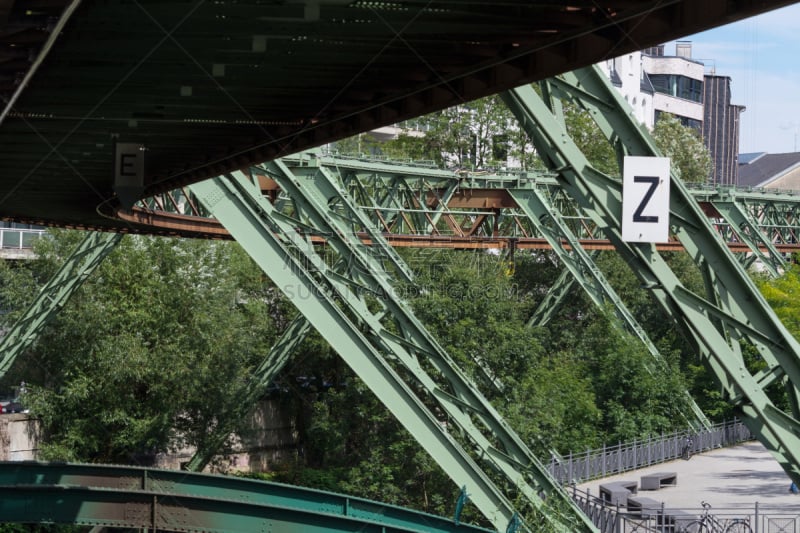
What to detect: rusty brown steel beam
<box><xmin>112</xmin><ymin>204</ymin><xmax>800</xmax><ymax>255</ymax></box>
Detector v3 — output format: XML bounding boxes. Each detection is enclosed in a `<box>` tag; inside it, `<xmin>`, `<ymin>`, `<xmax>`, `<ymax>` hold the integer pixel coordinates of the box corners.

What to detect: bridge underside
<box><xmin>0</xmin><ymin>0</ymin><xmax>795</xmax><ymax>232</ymax></box>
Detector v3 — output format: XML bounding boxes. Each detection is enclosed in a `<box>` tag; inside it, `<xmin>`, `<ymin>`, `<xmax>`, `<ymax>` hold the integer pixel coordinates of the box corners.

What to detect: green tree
<box><xmin>407</xmin><ymin>250</ymin><xmax>602</xmax><ymax>454</ymax></box>
<box><xmin>2</xmin><ymin>231</ymin><xmax>286</xmax><ymax>464</ymax></box>
<box><xmin>563</xmin><ymin>102</ymin><xmax>619</xmax><ymax>176</ymax></box>
<box><xmin>652</xmin><ymin>113</ymin><xmax>713</xmax><ymax>183</ymax></box>
<box><xmin>369</xmin><ymin>95</ymin><xmax>520</xmax><ymax>169</ymax></box>
<box><xmin>577</xmin><ymin>311</ymin><xmax>696</xmax><ymax>441</ymax></box>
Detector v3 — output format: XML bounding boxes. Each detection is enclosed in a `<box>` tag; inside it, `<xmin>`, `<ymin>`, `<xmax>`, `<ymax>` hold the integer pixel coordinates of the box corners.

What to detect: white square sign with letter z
<box><xmin>622</xmin><ymin>156</ymin><xmax>670</xmax><ymax>243</ymax></box>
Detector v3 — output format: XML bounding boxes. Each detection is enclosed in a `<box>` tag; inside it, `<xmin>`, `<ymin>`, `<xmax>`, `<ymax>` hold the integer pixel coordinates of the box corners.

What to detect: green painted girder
<box><xmin>316</xmin><ymin>165</ymin><xmax>416</xmax><ymax>284</ymax></box>
<box><xmin>188</xmin><ymin>171</ymin><xmax>597</xmax><ymax>533</ymax></box>
<box><xmin>144</xmin><ymin>152</ymin><xmax>800</xmax><ymax>256</ymax></box>
<box><xmin>511</xmin><ymin>188</ymin><xmax>709</xmax><ymax>429</ymax></box>
<box><xmin>501</xmin><ymin>66</ymin><xmax>800</xmax><ymax>485</ymax></box>
<box><xmin>717</xmin><ymin>194</ymin><xmax>800</xmax><ymax>250</ymax></box>
<box><xmin>0</xmin><ymin>462</ymin><xmax>492</xmax><ymax>533</ymax></box>
<box><xmin>526</xmin><ymin>265</ymin><xmax>577</xmax><ymax>328</ymax></box>
<box><xmin>708</xmin><ymin>200</ymin><xmax>786</xmax><ymax>277</ymax></box>
<box><xmin>0</xmin><ymin>231</ymin><xmax>122</xmax><ymax>378</ymax></box>
<box><xmin>269</xmin><ymin>159</ymin><xmax>507</xmax><ymax>394</ymax></box>
<box><xmin>286</xmin><ymin>155</ymin><xmax>800</xmax><ymax>249</ymax></box>
<box><xmin>251</xmin><ymin>158</ymin><xmax>592</xmax><ymax>531</ymax></box>
<box><xmin>275</xmin><ymin>156</ymin><xmax>554</xmax><ymax>240</ymax></box>
<box><xmin>188</xmin><ymin>160</ymin><xmax>421</xmax><ymax>471</ymax></box>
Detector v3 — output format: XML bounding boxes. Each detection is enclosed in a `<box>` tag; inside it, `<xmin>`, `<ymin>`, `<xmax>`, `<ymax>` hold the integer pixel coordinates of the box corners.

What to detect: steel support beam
<box><xmin>527</xmin><ymin>264</ymin><xmax>577</xmax><ymax>328</ymax></box>
<box><xmin>0</xmin><ymin>231</ymin><xmax>122</xmax><ymax>377</ymax></box>
<box><xmin>501</xmin><ymin>66</ymin><xmax>800</xmax><ymax>484</ymax></box>
<box><xmin>709</xmin><ymin>199</ymin><xmax>787</xmax><ymax>277</ymax></box>
<box><xmin>185</xmin><ymin>315</ymin><xmax>312</xmax><ymax>472</ymax></box>
<box><xmin>188</xmin><ymin>171</ymin><xmax>597</xmax><ymax>533</ymax></box>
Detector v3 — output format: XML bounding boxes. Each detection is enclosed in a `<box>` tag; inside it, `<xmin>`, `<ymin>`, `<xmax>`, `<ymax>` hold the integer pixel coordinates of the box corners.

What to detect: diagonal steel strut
<box><xmin>188</xmin><ymin>170</ymin><xmax>598</xmax><ymax>533</ymax></box>
<box><xmin>0</xmin><ymin>231</ymin><xmax>122</xmax><ymax>378</ymax></box>
<box><xmin>511</xmin><ymin>187</ymin><xmax>710</xmax><ymax>429</ymax></box>
<box><xmin>502</xmin><ymin>66</ymin><xmax>800</xmax><ymax>485</ymax></box>
<box><xmin>708</xmin><ymin>195</ymin><xmax>787</xmax><ymax>278</ymax></box>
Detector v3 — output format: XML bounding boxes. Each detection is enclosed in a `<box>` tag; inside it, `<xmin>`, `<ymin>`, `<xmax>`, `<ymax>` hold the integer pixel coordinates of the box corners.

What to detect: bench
<box><xmin>640</xmin><ymin>471</ymin><xmax>678</xmax><ymax>490</ymax></box>
<box><xmin>657</xmin><ymin>509</ymin><xmax>699</xmax><ymax>532</ymax></box>
<box><xmin>626</xmin><ymin>495</ymin><xmax>661</xmax><ymax>518</ymax></box>
<box><xmin>599</xmin><ymin>481</ymin><xmax>637</xmax><ymax>506</ymax></box>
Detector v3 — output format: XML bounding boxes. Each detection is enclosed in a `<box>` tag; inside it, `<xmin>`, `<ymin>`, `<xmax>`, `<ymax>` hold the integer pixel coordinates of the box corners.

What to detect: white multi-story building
<box><xmin>600</xmin><ymin>42</ymin><xmax>705</xmax><ymax>131</ymax></box>
<box><xmin>601</xmin><ymin>42</ymin><xmax>742</xmax><ymax>185</ymax></box>
<box><xmin>599</xmin><ymin>50</ymin><xmax>655</xmax><ymax>129</ymax></box>
<box><xmin>643</xmin><ymin>43</ymin><xmax>705</xmax><ymax>130</ymax></box>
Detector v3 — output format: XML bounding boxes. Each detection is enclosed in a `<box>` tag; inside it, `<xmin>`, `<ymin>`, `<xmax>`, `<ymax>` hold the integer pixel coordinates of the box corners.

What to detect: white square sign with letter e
<box><xmin>622</xmin><ymin>156</ymin><xmax>670</xmax><ymax>243</ymax></box>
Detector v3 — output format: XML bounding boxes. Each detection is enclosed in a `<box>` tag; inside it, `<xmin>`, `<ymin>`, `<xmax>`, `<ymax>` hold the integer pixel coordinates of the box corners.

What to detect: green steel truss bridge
<box><xmin>2</xmin><ymin>1</ymin><xmax>800</xmax><ymax>531</ymax></box>
<box><xmin>5</xmin><ymin>66</ymin><xmax>800</xmax><ymax>532</ymax></box>
<box><xmin>125</xmin><ymin>151</ymin><xmax>800</xmax><ymax>268</ymax></box>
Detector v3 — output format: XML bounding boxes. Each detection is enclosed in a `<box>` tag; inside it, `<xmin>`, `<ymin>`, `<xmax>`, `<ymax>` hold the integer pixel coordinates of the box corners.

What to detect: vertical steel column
<box><xmin>0</xmin><ymin>231</ymin><xmax>122</xmax><ymax>377</ymax></box>
<box><xmin>188</xmin><ymin>172</ymin><xmax>598</xmax><ymax>533</ymax></box>
<box><xmin>502</xmin><ymin>66</ymin><xmax>800</xmax><ymax>484</ymax></box>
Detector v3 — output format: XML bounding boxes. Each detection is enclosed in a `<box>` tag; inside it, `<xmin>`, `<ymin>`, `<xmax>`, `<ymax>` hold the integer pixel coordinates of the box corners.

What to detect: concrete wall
<box><xmin>154</xmin><ymin>398</ymin><xmax>299</xmax><ymax>473</ymax></box>
<box><xmin>0</xmin><ymin>399</ymin><xmax>297</xmax><ymax>474</ymax></box>
<box><xmin>0</xmin><ymin>414</ymin><xmax>40</xmax><ymax>460</ymax></box>
<box><xmin>652</xmin><ymin>93</ymin><xmax>704</xmax><ymax>121</ymax></box>
<box><xmin>643</xmin><ymin>52</ymin><xmax>704</xmax><ymax>122</ymax></box>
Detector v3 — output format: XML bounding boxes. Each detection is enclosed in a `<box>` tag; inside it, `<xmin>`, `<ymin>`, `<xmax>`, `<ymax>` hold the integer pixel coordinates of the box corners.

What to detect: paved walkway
<box><xmin>577</xmin><ymin>441</ymin><xmax>800</xmax><ymax>512</ymax></box>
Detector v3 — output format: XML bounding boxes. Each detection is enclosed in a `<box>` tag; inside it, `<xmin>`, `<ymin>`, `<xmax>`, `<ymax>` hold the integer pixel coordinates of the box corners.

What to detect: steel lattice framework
<box><xmin>116</xmin><ymin>152</ymin><xmax>800</xmax><ymax>258</ymax></box>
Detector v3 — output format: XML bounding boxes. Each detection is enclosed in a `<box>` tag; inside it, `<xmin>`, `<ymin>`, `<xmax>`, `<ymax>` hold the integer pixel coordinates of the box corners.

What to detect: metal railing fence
<box><xmin>572</xmin><ymin>486</ymin><xmax>799</xmax><ymax>533</ymax></box>
<box><xmin>549</xmin><ymin>419</ymin><xmax>752</xmax><ymax>485</ymax></box>
<box><xmin>0</xmin><ymin>228</ymin><xmax>45</xmax><ymax>249</ymax></box>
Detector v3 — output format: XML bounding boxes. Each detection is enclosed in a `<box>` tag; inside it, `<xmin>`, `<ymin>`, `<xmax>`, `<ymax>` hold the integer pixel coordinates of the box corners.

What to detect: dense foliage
<box><xmin>652</xmin><ymin>113</ymin><xmax>713</xmax><ymax>183</ymax></box>
<box><xmin>0</xmin><ymin>231</ymin><xmax>290</xmax><ymax>464</ymax></box>
<box><xmin>0</xmin><ymin>233</ymin><xmax>709</xmax><ymax>517</ymax></box>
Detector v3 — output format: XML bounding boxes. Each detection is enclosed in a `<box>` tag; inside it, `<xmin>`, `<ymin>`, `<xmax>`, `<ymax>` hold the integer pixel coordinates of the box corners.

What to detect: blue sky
<box><xmin>663</xmin><ymin>3</ymin><xmax>800</xmax><ymax>154</ymax></box>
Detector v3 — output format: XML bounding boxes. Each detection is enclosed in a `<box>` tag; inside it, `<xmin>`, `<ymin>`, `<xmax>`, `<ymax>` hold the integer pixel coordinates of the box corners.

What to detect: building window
<box><xmin>649</xmin><ymin>74</ymin><xmax>703</xmax><ymax>103</ymax></box>
<box><xmin>655</xmin><ymin>110</ymin><xmax>701</xmax><ymax>131</ymax></box>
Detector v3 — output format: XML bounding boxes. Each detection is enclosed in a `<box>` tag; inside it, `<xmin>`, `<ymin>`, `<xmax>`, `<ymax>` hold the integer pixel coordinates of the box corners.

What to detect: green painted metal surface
<box><xmin>0</xmin><ymin>462</ymin><xmax>492</xmax><ymax>532</ymax></box>
<box><xmin>502</xmin><ymin>66</ymin><xmax>800</xmax><ymax>485</ymax></box>
<box><xmin>188</xmin><ymin>172</ymin><xmax>598</xmax><ymax>532</ymax></box>
<box><xmin>187</xmin><ymin>157</ymin><xmax>424</xmax><ymax>470</ymax></box>
<box><xmin>139</xmin><ymin>149</ymin><xmax>800</xmax><ymax>265</ymax></box>
<box><xmin>689</xmin><ymin>185</ymin><xmax>794</xmax><ymax>276</ymax></box>
<box><xmin>526</xmin><ymin>266</ymin><xmax>578</xmax><ymax>328</ymax></box>
<box><xmin>0</xmin><ymin>231</ymin><xmax>122</xmax><ymax>378</ymax></box>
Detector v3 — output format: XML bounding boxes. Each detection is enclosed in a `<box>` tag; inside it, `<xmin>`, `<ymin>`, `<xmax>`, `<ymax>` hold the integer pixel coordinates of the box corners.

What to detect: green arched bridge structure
<box><xmin>3</xmin><ymin>1</ymin><xmax>800</xmax><ymax>531</ymax></box>
<box><xmin>0</xmin><ymin>462</ymin><xmax>492</xmax><ymax>532</ymax></box>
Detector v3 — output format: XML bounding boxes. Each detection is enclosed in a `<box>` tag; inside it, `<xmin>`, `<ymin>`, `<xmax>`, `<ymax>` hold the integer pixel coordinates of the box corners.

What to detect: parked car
<box><xmin>2</xmin><ymin>400</ymin><xmax>25</xmax><ymax>414</ymax></box>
